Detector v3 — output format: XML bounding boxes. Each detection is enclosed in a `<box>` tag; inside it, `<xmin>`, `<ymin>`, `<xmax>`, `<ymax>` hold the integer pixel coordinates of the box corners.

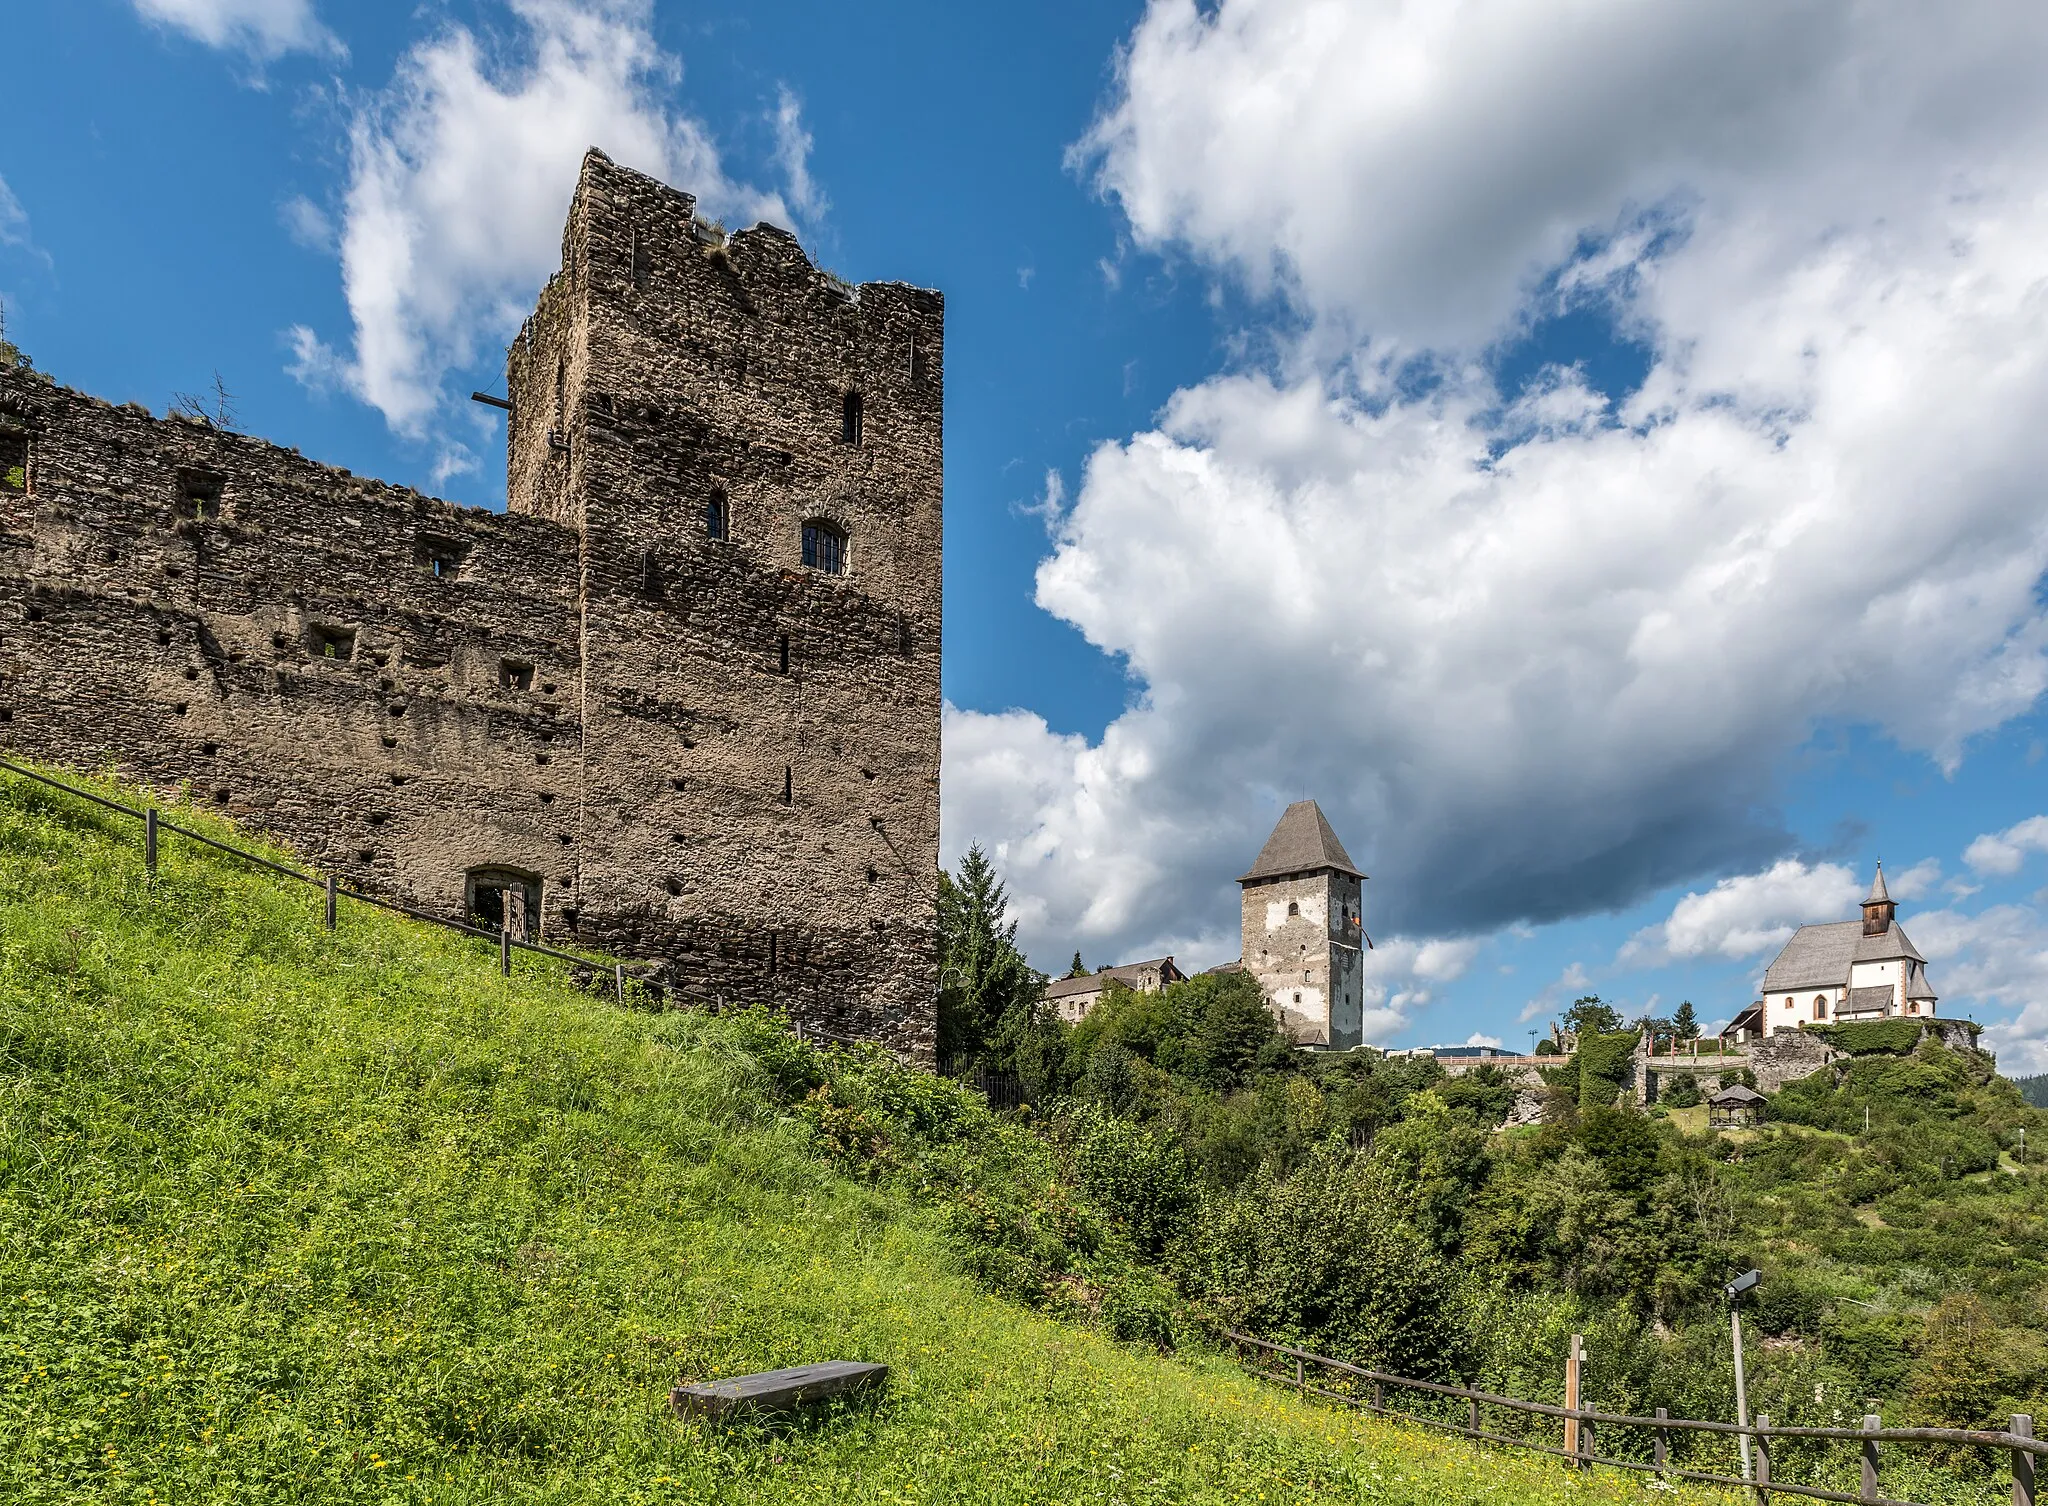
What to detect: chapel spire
<box><xmin>1862</xmin><ymin>861</ymin><xmax>1896</xmax><ymax>936</ymax></box>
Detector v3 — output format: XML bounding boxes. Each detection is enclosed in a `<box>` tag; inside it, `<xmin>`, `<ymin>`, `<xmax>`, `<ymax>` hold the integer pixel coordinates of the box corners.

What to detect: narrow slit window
<box><xmin>801</xmin><ymin>521</ymin><xmax>846</xmax><ymax>575</ymax></box>
<box><xmin>768</xmin><ymin>933</ymin><xmax>778</xmax><ymax>975</ymax></box>
<box><xmin>630</xmin><ymin>226</ymin><xmax>651</xmax><ymax>290</ymax></box>
<box><xmin>841</xmin><ymin>390</ymin><xmax>862</xmax><ymax>446</ymax></box>
<box><xmin>897</xmin><ymin>615</ymin><xmax>913</xmax><ymax>657</ymax></box>
<box><xmin>308</xmin><ymin>624</ymin><xmax>355</xmax><ymax>661</ymax></box>
<box><xmin>642</xmin><ymin>548</ymin><xmax>663</xmax><ymax>599</ymax></box>
<box><xmin>777</xmin><ymin>633</ymin><xmax>790</xmax><ymax>674</ymax></box>
<box><xmin>781</xmin><ymin>765</ymin><xmax>792</xmax><ymax>805</ymax></box>
<box><xmin>706</xmin><ymin>490</ymin><xmax>728</xmax><ymax>540</ymax></box>
<box><xmin>499</xmin><ymin>658</ymin><xmax>535</xmax><ymax>691</ymax></box>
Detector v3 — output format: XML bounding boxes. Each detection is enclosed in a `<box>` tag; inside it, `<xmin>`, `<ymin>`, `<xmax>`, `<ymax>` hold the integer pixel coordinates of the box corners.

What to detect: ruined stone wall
<box><xmin>0</xmin><ymin>376</ymin><xmax>584</xmax><ymax>927</ymax></box>
<box><xmin>0</xmin><ymin>148</ymin><xmax>942</xmax><ymax>1060</ymax></box>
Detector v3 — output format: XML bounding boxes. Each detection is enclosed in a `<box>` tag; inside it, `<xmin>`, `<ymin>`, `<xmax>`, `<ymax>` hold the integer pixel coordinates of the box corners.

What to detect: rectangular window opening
<box><xmin>841</xmin><ymin>390</ymin><xmax>862</xmax><ymax>446</ymax></box>
<box><xmin>307</xmin><ymin>624</ymin><xmax>355</xmax><ymax>661</ymax></box>
<box><xmin>897</xmin><ymin>615</ymin><xmax>913</xmax><ymax>657</ymax></box>
<box><xmin>0</xmin><ymin>431</ymin><xmax>28</xmax><ymax>494</ymax></box>
<box><xmin>499</xmin><ymin>658</ymin><xmax>535</xmax><ymax>691</ymax></box>
<box><xmin>706</xmin><ymin>490</ymin><xmax>729</xmax><ymax>540</ymax></box>
<box><xmin>642</xmin><ymin>548</ymin><xmax>663</xmax><ymax>599</ymax></box>
<box><xmin>417</xmin><ymin>534</ymin><xmax>469</xmax><ymax>579</ymax></box>
<box><xmin>768</xmin><ymin>933</ymin><xmax>778</xmax><ymax>975</ymax></box>
<box><xmin>777</xmin><ymin>633</ymin><xmax>790</xmax><ymax>674</ymax></box>
<box><xmin>781</xmin><ymin>765</ymin><xmax>792</xmax><ymax>805</ymax></box>
<box><xmin>176</xmin><ymin>470</ymin><xmax>225</xmax><ymax>522</ymax></box>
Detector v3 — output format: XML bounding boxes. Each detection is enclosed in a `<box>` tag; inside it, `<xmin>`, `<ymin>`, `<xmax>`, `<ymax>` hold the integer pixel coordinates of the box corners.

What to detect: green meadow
<box><xmin>0</xmin><ymin>764</ymin><xmax>1729</xmax><ymax>1505</ymax></box>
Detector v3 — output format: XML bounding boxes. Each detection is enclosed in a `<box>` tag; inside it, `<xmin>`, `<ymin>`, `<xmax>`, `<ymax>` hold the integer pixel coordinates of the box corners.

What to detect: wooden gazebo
<box><xmin>1708</xmin><ymin>1082</ymin><xmax>1766</xmax><ymax>1128</ymax></box>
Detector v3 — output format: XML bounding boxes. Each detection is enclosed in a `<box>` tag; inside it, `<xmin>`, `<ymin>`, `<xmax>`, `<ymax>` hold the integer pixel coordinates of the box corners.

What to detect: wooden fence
<box><xmin>1</xmin><ymin>755</ymin><xmax>923</xmax><ymax>1052</ymax></box>
<box><xmin>1227</xmin><ymin>1330</ymin><xmax>2041</xmax><ymax>1506</ymax></box>
<box><xmin>0</xmin><ymin>754</ymin><xmax>661</xmax><ymax>1001</ymax></box>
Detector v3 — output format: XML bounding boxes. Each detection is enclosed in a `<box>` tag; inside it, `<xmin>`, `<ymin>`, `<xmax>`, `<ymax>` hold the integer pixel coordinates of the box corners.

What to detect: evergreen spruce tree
<box><xmin>936</xmin><ymin>844</ymin><xmax>1048</xmax><ymax>1070</ymax></box>
<box><xmin>1671</xmin><ymin>1000</ymin><xmax>1699</xmax><ymax>1040</ymax></box>
<box><xmin>1067</xmin><ymin>951</ymin><xmax>1089</xmax><ymax>978</ymax></box>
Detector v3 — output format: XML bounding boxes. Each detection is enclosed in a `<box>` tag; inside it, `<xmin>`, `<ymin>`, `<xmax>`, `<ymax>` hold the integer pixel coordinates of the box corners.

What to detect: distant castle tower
<box><xmin>1236</xmin><ymin>800</ymin><xmax>1366</xmax><ymax>1049</ymax></box>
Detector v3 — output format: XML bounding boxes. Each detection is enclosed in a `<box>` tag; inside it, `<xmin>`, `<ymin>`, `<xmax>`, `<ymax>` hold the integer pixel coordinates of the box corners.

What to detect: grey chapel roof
<box><xmin>1761</xmin><ymin>919</ymin><xmax>1928</xmax><ymax>992</ymax></box>
<box><xmin>1867</xmin><ymin>864</ymin><xmax>1890</xmax><ymax>905</ymax></box>
<box><xmin>1239</xmin><ymin>800</ymin><xmax>1366</xmax><ymax>884</ymax></box>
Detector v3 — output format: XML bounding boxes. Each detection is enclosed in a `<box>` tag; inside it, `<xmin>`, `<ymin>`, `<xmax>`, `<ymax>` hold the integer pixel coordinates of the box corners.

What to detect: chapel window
<box><xmin>706</xmin><ymin>490</ymin><xmax>728</xmax><ymax>540</ymax></box>
<box><xmin>841</xmin><ymin>391</ymin><xmax>862</xmax><ymax>446</ymax></box>
<box><xmin>801</xmin><ymin>520</ymin><xmax>846</xmax><ymax>575</ymax></box>
<box><xmin>1812</xmin><ymin>996</ymin><xmax>1826</xmax><ymax>1021</ymax></box>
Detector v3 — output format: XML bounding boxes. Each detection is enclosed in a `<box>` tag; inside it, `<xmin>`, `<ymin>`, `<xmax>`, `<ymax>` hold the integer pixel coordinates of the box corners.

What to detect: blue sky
<box><xmin>7</xmin><ymin>0</ymin><xmax>2048</xmax><ymax>1067</ymax></box>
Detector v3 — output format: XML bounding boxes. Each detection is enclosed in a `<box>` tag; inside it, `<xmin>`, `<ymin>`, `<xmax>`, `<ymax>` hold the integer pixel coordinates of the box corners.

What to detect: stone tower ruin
<box><xmin>0</xmin><ymin>149</ymin><xmax>943</xmax><ymax>1058</ymax></box>
<box><xmin>1237</xmin><ymin>800</ymin><xmax>1366</xmax><ymax>1049</ymax></box>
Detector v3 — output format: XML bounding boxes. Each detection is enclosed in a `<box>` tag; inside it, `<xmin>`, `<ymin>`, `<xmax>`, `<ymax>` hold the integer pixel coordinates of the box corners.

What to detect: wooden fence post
<box><xmin>1564</xmin><ymin>1333</ymin><xmax>1582</xmax><ymax>1461</ymax></box>
<box><xmin>2014</xmin><ymin>1414</ymin><xmax>2036</xmax><ymax>1506</ymax></box>
<box><xmin>144</xmin><ymin>808</ymin><xmax>158</xmax><ymax>875</ymax></box>
<box><xmin>1655</xmin><ymin>1407</ymin><xmax>1670</xmax><ymax>1476</ymax></box>
<box><xmin>324</xmin><ymin>873</ymin><xmax>337</xmax><ymax>930</ymax></box>
<box><xmin>1374</xmin><ymin>1380</ymin><xmax>1385</xmax><ymax>1414</ymax></box>
<box><xmin>1755</xmin><ymin>1414</ymin><xmax>1772</xmax><ymax>1506</ymax></box>
<box><xmin>1468</xmin><ymin>1395</ymin><xmax>1480</xmax><ymax>1439</ymax></box>
<box><xmin>614</xmin><ymin>963</ymin><xmax>625</xmax><ymax>1005</ymax></box>
<box><xmin>1295</xmin><ymin>1356</ymin><xmax>1305</xmax><ymax>1395</ymax></box>
<box><xmin>499</xmin><ymin>924</ymin><xmax>511</xmax><ymax>976</ymax></box>
<box><xmin>1861</xmin><ymin>1413</ymin><xmax>1880</xmax><ymax>1502</ymax></box>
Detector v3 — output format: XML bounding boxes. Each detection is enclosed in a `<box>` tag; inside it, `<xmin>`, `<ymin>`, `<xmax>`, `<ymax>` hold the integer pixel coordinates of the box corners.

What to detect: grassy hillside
<box><xmin>0</xmin><ymin>766</ymin><xmax>1729</xmax><ymax>1505</ymax></box>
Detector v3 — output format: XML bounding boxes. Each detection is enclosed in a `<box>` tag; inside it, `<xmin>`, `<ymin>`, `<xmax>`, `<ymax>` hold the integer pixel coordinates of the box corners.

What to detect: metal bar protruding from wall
<box><xmin>144</xmin><ymin>807</ymin><xmax>158</xmax><ymax>875</ymax></box>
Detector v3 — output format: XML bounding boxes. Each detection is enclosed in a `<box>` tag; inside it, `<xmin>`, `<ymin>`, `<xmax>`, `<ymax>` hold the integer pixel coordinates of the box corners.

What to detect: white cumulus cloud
<box><xmin>1964</xmin><ymin>815</ymin><xmax>2048</xmax><ymax>877</ymax></box>
<box><xmin>132</xmin><ymin>0</ymin><xmax>339</xmax><ymax>59</ymax></box>
<box><xmin>1621</xmin><ymin>860</ymin><xmax>1865</xmax><ymax>966</ymax></box>
<box><xmin>946</xmin><ymin>0</ymin><xmax>2048</xmax><ymax>978</ymax></box>
<box><xmin>290</xmin><ymin>0</ymin><xmax>793</xmax><ymax>437</ymax></box>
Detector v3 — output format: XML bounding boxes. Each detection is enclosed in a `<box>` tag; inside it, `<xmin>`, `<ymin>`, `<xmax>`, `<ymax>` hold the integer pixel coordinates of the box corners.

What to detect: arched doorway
<box><xmin>465</xmin><ymin>866</ymin><xmax>541</xmax><ymax>941</ymax></box>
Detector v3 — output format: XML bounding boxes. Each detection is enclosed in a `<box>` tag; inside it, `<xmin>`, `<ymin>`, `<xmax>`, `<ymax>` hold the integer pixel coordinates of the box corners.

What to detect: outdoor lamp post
<box><xmin>1727</xmin><ymin>1269</ymin><xmax>1762</xmax><ymax>1487</ymax></box>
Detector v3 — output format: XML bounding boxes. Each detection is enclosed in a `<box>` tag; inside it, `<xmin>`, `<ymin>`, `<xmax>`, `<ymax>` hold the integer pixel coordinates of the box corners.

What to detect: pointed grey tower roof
<box><xmin>1866</xmin><ymin>863</ymin><xmax>1890</xmax><ymax>904</ymax></box>
<box><xmin>1239</xmin><ymin>799</ymin><xmax>1366</xmax><ymax>884</ymax></box>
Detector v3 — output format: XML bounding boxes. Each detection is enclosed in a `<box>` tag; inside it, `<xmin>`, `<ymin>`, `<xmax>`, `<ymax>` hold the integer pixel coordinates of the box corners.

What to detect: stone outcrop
<box><xmin>0</xmin><ymin>149</ymin><xmax>943</xmax><ymax>1059</ymax></box>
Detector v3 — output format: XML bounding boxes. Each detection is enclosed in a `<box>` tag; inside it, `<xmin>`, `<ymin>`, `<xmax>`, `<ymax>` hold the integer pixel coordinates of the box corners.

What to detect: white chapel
<box><xmin>1739</xmin><ymin>865</ymin><xmax>1939</xmax><ymax>1038</ymax></box>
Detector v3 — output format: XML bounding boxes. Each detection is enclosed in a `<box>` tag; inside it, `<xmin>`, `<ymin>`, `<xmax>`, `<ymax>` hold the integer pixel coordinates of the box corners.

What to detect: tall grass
<box><xmin>0</xmin><ymin>765</ymin><xmax>1731</xmax><ymax>1504</ymax></box>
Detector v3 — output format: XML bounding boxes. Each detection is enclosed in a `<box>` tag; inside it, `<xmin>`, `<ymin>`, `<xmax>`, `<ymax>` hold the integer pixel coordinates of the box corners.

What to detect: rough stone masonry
<box><xmin>0</xmin><ymin>150</ymin><xmax>944</xmax><ymax>1060</ymax></box>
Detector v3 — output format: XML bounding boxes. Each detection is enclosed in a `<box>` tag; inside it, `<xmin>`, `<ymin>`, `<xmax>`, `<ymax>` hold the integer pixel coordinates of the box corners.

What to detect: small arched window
<box><xmin>802</xmin><ymin>520</ymin><xmax>846</xmax><ymax>575</ymax></box>
<box><xmin>1287</xmin><ymin>900</ymin><xmax>1300</xmax><ymax>918</ymax></box>
<box><xmin>1812</xmin><ymin>995</ymin><xmax>1827</xmax><ymax>1021</ymax></box>
<box><xmin>705</xmin><ymin>490</ymin><xmax>728</xmax><ymax>540</ymax></box>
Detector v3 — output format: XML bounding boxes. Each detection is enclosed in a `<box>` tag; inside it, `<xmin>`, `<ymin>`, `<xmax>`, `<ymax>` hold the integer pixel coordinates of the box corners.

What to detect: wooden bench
<box><xmin>671</xmin><ymin>1361</ymin><xmax>889</xmax><ymax>1418</ymax></box>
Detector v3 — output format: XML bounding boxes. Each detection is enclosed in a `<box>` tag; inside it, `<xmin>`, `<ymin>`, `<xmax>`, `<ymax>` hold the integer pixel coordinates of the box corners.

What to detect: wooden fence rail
<box><xmin>0</xmin><ymin>756</ymin><xmax>910</xmax><ymax>1050</ymax></box>
<box><xmin>0</xmin><ymin>755</ymin><xmax>667</xmax><ymax>1005</ymax></box>
<box><xmin>1225</xmin><ymin>1330</ymin><xmax>2043</xmax><ymax>1506</ymax></box>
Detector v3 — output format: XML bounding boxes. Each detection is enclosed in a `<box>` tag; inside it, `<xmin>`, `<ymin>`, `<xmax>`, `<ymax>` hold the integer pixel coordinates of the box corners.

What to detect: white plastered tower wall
<box><xmin>1236</xmin><ymin>800</ymin><xmax>1368</xmax><ymax>1050</ymax></box>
